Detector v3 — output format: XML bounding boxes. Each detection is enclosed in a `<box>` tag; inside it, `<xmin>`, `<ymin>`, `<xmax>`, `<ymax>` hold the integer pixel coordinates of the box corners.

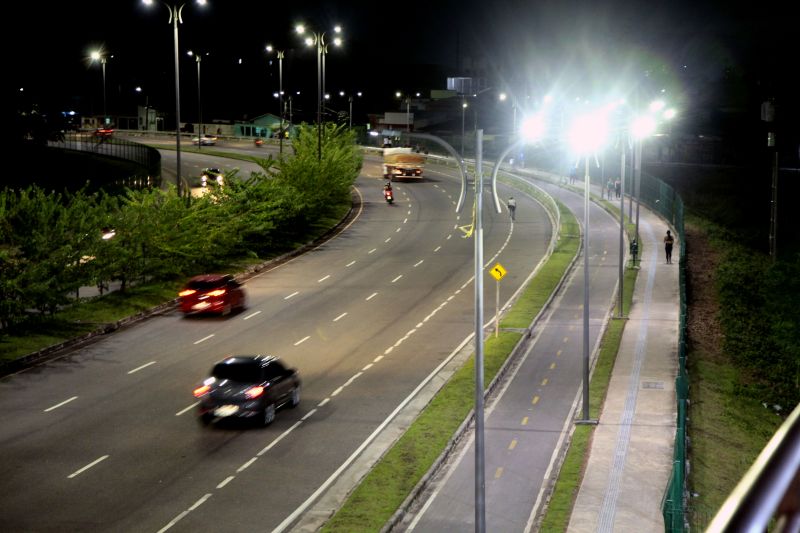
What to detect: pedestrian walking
<box><xmin>507</xmin><ymin>196</ymin><xmax>517</xmax><ymax>221</ymax></box>
<box><xmin>664</xmin><ymin>230</ymin><xmax>675</xmax><ymax>264</ymax></box>
<box><xmin>606</xmin><ymin>178</ymin><xmax>614</xmax><ymax>200</ymax></box>
<box><xmin>615</xmin><ymin>179</ymin><xmax>621</xmax><ymax>199</ymax></box>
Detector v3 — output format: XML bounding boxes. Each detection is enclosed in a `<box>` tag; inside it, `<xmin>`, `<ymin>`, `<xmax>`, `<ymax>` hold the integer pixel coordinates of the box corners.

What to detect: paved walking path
<box><xmin>567</xmin><ymin>201</ymin><xmax>680</xmax><ymax>532</ymax></box>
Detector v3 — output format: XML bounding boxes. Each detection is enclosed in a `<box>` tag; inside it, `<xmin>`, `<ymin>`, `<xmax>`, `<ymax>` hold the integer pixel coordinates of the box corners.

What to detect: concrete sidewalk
<box><xmin>567</xmin><ymin>202</ymin><xmax>680</xmax><ymax>532</ymax></box>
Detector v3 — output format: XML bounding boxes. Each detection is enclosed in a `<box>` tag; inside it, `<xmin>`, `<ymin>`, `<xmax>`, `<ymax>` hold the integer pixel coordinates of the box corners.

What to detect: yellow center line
<box><xmin>541</xmin><ymin>378</ymin><xmax>548</xmax><ymax>386</ymax></box>
<box><xmin>550</xmin><ymin>362</ymin><xmax>556</xmax><ymax>370</ymax></box>
<box><xmin>556</xmin><ymin>350</ymin><xmax>562</xmax><ymax>357</ymax></box>
<box><xmin>521</xmin><ymin>416</ymin><xmax>529</xmax><ymax>425</ymax></box>
<box><xmin>509</xmin><ymin>439</ymin><xmax>518</xmax><ymax>450</ymax></box>
<box><xmin>495</xmin><ymin>467</ymin><xmax>504</xmax><ymax>479</ymax></box>
<box><xmin>532</xmin><ymin>395</ymin><xmax>540</xmax><ymax>405</ymax></box>
<box><xmin>563</xmin><ymin>337</ymin><xmax>569</xmax><ymax>343</ymax></box>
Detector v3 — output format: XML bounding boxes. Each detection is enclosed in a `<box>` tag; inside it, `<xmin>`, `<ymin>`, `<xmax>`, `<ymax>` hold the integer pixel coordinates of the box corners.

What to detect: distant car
<box><xmin>192</xmin><ymin>135</ymin><xmax>217</xmax><ymax>146</ymax></box>
<box><xmin>200</xmin><ymin>167</ymin><xmax>224</xmax><ymax>188</ymax></box>
<box><xmin>193</xmin><ymin>355</ymin><xmax>301</xmax><ymax>426</ymax></box>
<box><xmin>94</xmin><ymin>127</ymin><xmax>114</xmax><ymax>138</ymax></box>
<box><xmin>178</xmin><ymin>274</ymin><xmax>245</xmax><ymax>315</ymax></box>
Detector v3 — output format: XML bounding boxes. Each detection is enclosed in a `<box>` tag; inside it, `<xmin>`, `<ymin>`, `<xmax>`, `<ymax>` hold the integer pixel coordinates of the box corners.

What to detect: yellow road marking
<box><xmin>532</xmin><ymin>395</ymin><xmax>540</xmax><ymax>405</ymax></box>
<box><xmin>521</xmin><ymin>416</ymin><xmax>529</xmax><ymax>425</ymax></box>
<box><xmin>495</xmin><ymin>467</ymin><xmax>504</xmax><ymax>479</ymax></box>
<box><xmin>557</xmin><ymin>350</ymin><xmax>562</xmax><ymax>357</ymax></box>
<box><xmin>541</xmin><ymin>378</ymin><xmax>549</xmax><ymax>386</ymax></box>
<box><xmin>550</xmin><ymin>362</ymin><xmax>556</xmax><ymax>369</ymax></box>
<box><xmin>509</xmin><ymin>439</ymin><xmax>518</xmax><ymax>450</ymax></box>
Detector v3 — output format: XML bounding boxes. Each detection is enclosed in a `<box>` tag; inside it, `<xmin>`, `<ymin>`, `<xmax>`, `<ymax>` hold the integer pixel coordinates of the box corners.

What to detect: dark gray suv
<box><xmin>193</xmin><ymin>355</ymin><xmax>300</xmax><ymax>426</ymax></box>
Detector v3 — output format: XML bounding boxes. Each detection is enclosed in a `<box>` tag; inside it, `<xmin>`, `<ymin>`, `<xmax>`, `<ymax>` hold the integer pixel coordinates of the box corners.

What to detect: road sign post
<box><xmin>490</xmin><ymin>263</ymin><xmax>507</xmax><ymax>338</ymax></box>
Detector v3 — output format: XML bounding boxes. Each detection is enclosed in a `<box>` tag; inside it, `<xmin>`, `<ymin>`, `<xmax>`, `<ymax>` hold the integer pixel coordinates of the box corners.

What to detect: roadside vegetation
<box><xmin>0</xmin><ymin>124</ymin><xmax>361</xmax><ymax>361</ymax></box>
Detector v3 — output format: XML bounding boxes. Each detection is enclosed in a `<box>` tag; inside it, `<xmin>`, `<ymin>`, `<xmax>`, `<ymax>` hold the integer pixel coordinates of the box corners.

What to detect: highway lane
<box><xmin>0</xmin><ymin>155</ymin><xmax>552</xmax><ymax>532</ymax></box>
<box><xmin>402</xmin><ymin>175</ymin><xmax>623</xmax><ymax>532</ymax></box>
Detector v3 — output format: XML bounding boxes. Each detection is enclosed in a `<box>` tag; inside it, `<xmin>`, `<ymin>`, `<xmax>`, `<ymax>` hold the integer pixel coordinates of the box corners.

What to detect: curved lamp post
<box><xmin>142</xmin><ymin>0</ymin><xmax>208</xmax><ymax>197</ymax></box>
<box><xmin>296</xmin><ymin>24</ymin><xmax>342</xmax><ymax>161</ymax></box>
<box><xmin>90</xmin><ymin>50</ymin><xmax>107</xmax><ymax>123</ymax></box>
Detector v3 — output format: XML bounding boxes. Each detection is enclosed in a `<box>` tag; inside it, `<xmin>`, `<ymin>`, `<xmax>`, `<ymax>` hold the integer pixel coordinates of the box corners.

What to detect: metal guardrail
<box><xmin>705</xmin><ymin>401</ymin><xmax>800</xmax><ymax>532</ymax></box>
<box><xmin>48</xmin><ymin>132</ymin><xmax>162</xmax><ymax>188</ymax></box>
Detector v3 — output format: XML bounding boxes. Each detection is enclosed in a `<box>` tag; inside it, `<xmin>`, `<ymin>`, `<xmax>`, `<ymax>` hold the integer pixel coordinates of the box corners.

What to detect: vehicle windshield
<box><xmin>212</xmin><ymin>361</ymin><xmax>261</xmax><ymax>382</ymax></box>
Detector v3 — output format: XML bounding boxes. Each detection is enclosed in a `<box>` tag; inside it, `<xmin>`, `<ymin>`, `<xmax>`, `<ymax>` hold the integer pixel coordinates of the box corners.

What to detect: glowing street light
<box><xmin>568</xmin><ymin>108</ymin><xmax>609</xmax><ymax>424</ymax></box>
<box><xmin>89</xmin><ymin>50</ymin><xmax>108</xmax><ymax>122</ymax></box>
<box><xmin>142</xmin><ymin>0</ymin><xmax>209</xmax><ymax>197</ymax></box>
<box><xmin>296</xmin><ymin>23</ymin><xmax>343</xmax><ymax>161</ymax></box>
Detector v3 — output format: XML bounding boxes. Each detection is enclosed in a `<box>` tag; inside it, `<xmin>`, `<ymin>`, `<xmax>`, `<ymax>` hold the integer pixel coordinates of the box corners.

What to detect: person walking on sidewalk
<box><xmin>507</xmin><ymin>196</ymin><xmax>517</xmax><ymax>221</ymax></box>
<box><xmin>664</xmin><ymin>230</ymin><xmax>675</xmax><ymax>264</ymax></box>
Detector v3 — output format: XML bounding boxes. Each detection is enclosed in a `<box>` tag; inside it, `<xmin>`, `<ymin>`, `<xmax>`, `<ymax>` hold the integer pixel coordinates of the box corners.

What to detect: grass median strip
<box><xmin>321</xmin><ymin>192</ymin><xmax>580</xmax><ymax>532</ymax></box>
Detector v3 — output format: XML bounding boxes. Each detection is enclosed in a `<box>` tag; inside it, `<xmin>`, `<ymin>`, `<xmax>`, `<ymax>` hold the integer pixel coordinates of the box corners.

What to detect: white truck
<box><xmin>382</xmin><ymin>147</ymin><xmax>425</xmax><ymax>179</ymax></box>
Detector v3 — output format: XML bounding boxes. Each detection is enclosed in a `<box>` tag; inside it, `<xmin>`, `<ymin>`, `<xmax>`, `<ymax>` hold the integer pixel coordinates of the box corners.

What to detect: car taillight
<box><xmin>207</xmin><ymin>289</ymin><xmax>227</xmax><ymax>297</ymax></box>
<box><xmin>245</xmin><ymin>386</ymin><xmax>264</xmax><ymax>399</ymax></box>
<box><xmin>193</xmin><ymin>385</ymin><xmax>211</xmax><ymax>397</ymax></box>
<box><xmin>179</xmin><ymin>289</ymin><xmax>196</xmax><ymax>297</ymax></box>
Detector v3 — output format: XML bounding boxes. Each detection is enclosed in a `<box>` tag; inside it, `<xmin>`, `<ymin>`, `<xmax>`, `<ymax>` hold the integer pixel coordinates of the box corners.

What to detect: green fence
<box><xmin>636</xmin><ymin>171</ymin><xmax>688</xmax><ymax>531</ymax></box>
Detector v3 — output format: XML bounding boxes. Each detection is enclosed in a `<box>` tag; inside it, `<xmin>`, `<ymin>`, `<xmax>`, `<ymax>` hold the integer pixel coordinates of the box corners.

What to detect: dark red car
<box><xmin>179</xmin><ymin>274</ymin><xmax>246</xmax><ymax>316</ymax></box>
<box><xmin>94</xmin><ymin>127</ymin><xmax>114</xmax><ymax>138</ymax></box>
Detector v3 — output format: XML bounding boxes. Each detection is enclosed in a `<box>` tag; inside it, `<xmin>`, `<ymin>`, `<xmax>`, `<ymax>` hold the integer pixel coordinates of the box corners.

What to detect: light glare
<box><xmin>631</xmin><ymin>115</ymin><xmax>657</xmax><ymax>139</ymax></box>
<box><xmin>568</xmin><ymin>112</ymin><xmax>609</xmax><ymax>154</ymax></box>
<box><xmin>520</xmin><ymin>114</ymin><xmax>545</xmax><ymax>143</ymax></box>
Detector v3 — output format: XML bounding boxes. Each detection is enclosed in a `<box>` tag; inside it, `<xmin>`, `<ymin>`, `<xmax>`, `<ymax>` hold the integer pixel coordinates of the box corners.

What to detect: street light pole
<box><xmin>90</xmin><ymin>51</ymin><xmax>107</xmax><ymax>124</ymax></box>
<box><xmin>143</xmin><ymin>0</ymin><xmax>208</xmax><ymax>197</ymax></box>
<box><xmin>618</xmin><ymin>141</ymin><xmax>626</xmax><ymax>318</ymax></box>
<box><xmin>188</xmin><ymin>51</ymin><xmax>202</xmax><ymax>150</ymax></box>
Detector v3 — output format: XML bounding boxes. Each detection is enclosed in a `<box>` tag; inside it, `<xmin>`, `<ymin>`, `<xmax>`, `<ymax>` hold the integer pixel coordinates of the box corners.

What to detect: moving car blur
<box><xmin>200</xmin><ymin>167</ymin><xmax>224</xmax><ymax>188</ymax></box>
<box><xmin>178</xmin><ymin>274</ymin><xmax>245</xmax><ymax>316</ymax></box>
<box><xmin>192</xmin><ymin>135</ymin><xmax>217</xmax><ymax>146</ymax></box>
<box><xmin>193</xmin><ymin>355</ymin><xmax>301</xmax><ymax>426</ymax></box>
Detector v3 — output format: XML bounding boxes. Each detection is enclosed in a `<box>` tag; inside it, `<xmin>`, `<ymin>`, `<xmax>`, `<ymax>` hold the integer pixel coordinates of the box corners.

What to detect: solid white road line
<box><xmin>128</xmin><ymin>361</ymin><xmax>156</xmax><ymax>375</ymax></box>
<box><xmin>194</xmin><ymin>334</ymin><xmax>214</xmax><ymax>345</ymax></box>
<box><xmin>67</xmin><ymin>455</ymin><xmax>109</xmax><ymax>479</ymax></box>
<box><xmin>44</xmin><ymin>396</ymin><xmax>77</xmax><ymax>412</ymax></box>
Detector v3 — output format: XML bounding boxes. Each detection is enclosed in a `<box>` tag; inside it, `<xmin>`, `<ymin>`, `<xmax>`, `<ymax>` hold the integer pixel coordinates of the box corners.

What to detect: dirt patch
<box><xmin>684</xmin><ymin>223</ymin><xmax>724</xmax><ymax>362</ymax></box>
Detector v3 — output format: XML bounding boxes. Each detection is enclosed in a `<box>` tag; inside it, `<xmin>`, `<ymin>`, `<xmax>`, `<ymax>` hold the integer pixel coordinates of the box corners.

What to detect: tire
<box><xmin>290</xmin><ymin>386</ymin><xmax>301</xmax><ymax>408</ymax></box>
<box><xmin>262</xmin><ymin>403</ymin><xmax>276</xmax><ymax>426</ymax></box>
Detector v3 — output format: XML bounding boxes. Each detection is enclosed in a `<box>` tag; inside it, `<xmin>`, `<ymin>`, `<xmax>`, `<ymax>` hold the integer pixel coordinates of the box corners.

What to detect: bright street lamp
<box><xmin>296</xmin><ymin>24</ymin><xmax>343</xmax><ymax>161</ymax></box>
<box><xmin>90</xmin><ymin>50</ymin><xmax>108</xmax><ymax>123</ymax></box>
<box><xmin>142</xmin><ymin>0</ymin><xmax>208</xmax><ymax>197</ymax></box>
<box><xmin>187</xmin><ymin>50</ymin><xmax>204</xmax><ymax>149</ymax></box>
<box><xmin>569</xmin><ymin>108</ymin><xmax>609</xmax><ymax>424</ymax></box>
<box><xmin>266</xmin><ymin>45</ymin><xmax>286</xmax><ymax>154</ymax></box>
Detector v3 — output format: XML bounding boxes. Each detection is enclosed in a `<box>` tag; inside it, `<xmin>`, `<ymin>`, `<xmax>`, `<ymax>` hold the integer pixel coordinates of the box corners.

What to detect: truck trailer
<box><xmin>382</xmin><ymin>147</ymin><xmax>425</xmax><ymax>179</ymax></box>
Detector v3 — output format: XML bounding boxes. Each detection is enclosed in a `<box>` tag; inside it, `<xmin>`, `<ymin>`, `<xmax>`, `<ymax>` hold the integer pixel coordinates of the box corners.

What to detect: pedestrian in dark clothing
<box><xmin>615</xmin><ymin>179</ymin><xmax>621</xmax><ymax>199</ymax></box>
<box><xmin>664</xmin><ymin>230</ymin><xmax>674</xmax><ymax>264</ymax></box>
<box><xmin>507</xmin><ymin>196</ymin><xmax>517</xmax><ymax>221</ymax></box>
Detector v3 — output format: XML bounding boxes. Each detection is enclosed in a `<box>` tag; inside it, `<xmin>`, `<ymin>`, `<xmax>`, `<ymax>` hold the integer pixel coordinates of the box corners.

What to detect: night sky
<box><xmin>14</xmin><ymin>0</ymin><xmax>799</xmax><ymax>134</ymax></box>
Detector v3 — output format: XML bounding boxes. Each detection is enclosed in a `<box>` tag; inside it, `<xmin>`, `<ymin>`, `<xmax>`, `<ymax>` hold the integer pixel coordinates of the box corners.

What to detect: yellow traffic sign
<box><xmin>490</xmin><ymin>263</ymin><xmax>507</xmax><ymax>281</ymax></box>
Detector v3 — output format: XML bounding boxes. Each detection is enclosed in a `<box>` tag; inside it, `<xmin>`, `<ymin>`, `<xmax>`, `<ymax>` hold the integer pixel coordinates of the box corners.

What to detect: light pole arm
<box><xmin>400</xmin><ymin>132</ymin><xmax>469</xmax><ymax>213</ymax></box>
<box><xmin>489</xmin><ymin>139</ymin><xmax>524</xmax><ymax>214</ymax></box>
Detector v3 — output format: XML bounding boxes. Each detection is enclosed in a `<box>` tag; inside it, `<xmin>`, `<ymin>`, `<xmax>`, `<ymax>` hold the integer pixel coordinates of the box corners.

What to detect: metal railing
<box><xmin>48</xmin><ymin>132</ymin><xmax>161</xmax><ymax>189</ymax></box>
<box><xmin>704</xmin><ymin>401</ymin><xmax>800</xmax><ymax>532</ymax></box>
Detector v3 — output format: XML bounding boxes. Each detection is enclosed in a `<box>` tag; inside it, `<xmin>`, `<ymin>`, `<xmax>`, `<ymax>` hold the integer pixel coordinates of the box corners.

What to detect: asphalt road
<box><xmin>0</xmin><ymin>152</ymin><xmax>553</xmax><ymax>531</ymax></box>
<box><xmin>403</xmin><ymin>176</ymin><xmax>623</xmax><ymax>532</ymax></box>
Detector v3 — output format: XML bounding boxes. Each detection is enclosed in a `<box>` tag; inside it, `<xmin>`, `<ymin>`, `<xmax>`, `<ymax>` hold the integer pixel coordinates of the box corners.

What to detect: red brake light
<box><xmin>193</xmin><ymin>385</ymin><xmax>211</xmax><ymax>397</ymax></box>
<box><xmin>245</xmin><ymin>386</ymin><xmax>264</xmax><ymax>399</ymax></box>
<box><xmin>207</xmin><ymin>289</ymin><xmax>227</xmax><ymax>297</ymax></box>
<box><xmin>179</xmin><ymin>289</ymin><xmax>196</xmax><ymax>297</ymax></box>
